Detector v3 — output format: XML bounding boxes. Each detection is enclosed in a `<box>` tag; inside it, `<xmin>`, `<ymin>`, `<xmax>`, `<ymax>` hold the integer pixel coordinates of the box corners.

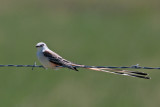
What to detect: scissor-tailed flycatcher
<box><xmin>36</xmin><ymin>42</ymin><xmax>150</xmax><ymax>79</ymax></box>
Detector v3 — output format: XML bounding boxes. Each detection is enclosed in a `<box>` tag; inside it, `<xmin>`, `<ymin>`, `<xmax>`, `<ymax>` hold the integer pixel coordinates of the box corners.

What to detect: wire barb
<box><xmin>0</xmin><ymin>63</ymin><xmax>158</xmax><ymax>79</ymax></box>
<box><xmin>32</xmin><ymin>62</ymin><xmax>36</xmax><ymax>70</ymax></box>
<box><xmin>131</xmin><ymin>64</ymin><xmax>141</xmax><ymax>69</ymax></box>
<box><xmin>0</xmin><ymin>63</ymin><xmax>159</xmax><ymax>70</ymax></box>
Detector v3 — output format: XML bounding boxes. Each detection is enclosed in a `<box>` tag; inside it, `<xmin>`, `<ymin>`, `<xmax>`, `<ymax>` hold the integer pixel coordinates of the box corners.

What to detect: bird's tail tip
<box><xmin>86</xmin><ymin>67</ymin><xmax>150</xmax><ymax>79</ymax></box>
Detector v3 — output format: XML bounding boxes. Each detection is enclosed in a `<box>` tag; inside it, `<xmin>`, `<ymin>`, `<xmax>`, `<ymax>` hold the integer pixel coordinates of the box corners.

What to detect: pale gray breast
<box><xmin>37</xmin><ymin>51</ymin><xmax>52</xmax><ymax>68</ymax></box>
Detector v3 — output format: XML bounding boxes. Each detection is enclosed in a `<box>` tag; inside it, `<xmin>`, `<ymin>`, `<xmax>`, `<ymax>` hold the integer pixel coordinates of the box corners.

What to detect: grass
<box><xmin>0</xmin><ymin>0</ymin><xmax>160</xmax><ymax>107</ymax></box>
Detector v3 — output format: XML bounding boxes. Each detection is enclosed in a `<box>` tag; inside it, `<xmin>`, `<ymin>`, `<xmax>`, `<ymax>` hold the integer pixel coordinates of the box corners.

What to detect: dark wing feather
<box><xmin>43</xmin><ymin>51</ymin><xmax>63</xmax><ymax>66</ymax></box>
<box><xmin>43</xmin><ymin>51</ymin><xmax>78</xmax><ymax>71</ymax></box>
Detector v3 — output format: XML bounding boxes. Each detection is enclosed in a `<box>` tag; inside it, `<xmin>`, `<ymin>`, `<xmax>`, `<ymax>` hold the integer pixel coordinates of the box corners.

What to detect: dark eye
<box><xmin>40</xmin><ymin>44</ymin><xmax>44</xmax><ymax>47</ymax></box>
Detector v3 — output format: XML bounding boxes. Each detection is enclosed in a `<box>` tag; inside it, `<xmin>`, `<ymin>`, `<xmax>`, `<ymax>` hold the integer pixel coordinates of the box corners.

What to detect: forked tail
<box><xmin>86</xmin><ymin>67</ymin><xmax>150</xmax><ymax>79</ymax></box>
<box><xmin>73</xmin><ymin>64</ymin><xmax>150</xmax><ymax>79</ymax></box>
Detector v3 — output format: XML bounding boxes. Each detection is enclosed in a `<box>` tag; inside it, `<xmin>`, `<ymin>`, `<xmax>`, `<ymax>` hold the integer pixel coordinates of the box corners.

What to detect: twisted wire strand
<box><xmin>0</xmin><ymin>63</ymin><xmax>160</xmax><ymax>70</ymax></box>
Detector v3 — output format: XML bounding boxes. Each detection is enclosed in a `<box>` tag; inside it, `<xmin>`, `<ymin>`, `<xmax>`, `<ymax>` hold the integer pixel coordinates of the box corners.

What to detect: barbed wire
<box><xmin>0</xmin><ymin>63</ymin><xmax>160</xmax><ymax>70</ymax></box>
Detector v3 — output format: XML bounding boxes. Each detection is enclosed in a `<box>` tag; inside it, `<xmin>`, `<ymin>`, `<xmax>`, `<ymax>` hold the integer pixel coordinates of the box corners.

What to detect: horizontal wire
<box><xmin>0</xmin><ymin>64</ymin><xmax>43</xmax><ymax>67</ymax></box>
<box><xmin>0</xmin><ymin>63</ymin><xmax>160</xmax><ymax>70</ymax></box>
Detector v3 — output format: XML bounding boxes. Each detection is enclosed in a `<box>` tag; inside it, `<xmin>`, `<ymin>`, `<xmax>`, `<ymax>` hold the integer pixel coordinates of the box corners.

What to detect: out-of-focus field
<box><xmin>0</xmin><ymin>0</ymin><xmax>160</xmax><ymax>107</ymax></box>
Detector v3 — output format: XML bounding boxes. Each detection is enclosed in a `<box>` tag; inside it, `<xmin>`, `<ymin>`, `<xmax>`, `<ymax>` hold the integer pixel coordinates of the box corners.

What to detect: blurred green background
<box><xmin>0</xmin><ymin>0</ymin><xmax>160</xmax><ymax>107</ymax></box>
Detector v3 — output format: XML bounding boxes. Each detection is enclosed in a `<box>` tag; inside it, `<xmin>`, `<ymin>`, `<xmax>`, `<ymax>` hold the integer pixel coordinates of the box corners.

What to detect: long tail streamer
<box><xmin>0</xmin><ymin>63</ymin><xmax>158</xmax><ymax>79</ymax></box>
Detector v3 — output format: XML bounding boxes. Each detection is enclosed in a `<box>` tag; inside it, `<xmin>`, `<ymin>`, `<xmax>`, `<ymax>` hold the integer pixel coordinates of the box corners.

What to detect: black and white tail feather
<box><xmin>70</xmin><ymin>64</ymin><xmax>150</xmax><ymax>79</ymax></box>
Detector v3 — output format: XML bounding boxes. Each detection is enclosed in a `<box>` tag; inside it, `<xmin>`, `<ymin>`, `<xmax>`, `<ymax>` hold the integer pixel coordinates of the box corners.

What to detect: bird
<box><xmin>36</xmin><ymin>42</ymin><xmax>150</xmax><ymax>79</ymax></box>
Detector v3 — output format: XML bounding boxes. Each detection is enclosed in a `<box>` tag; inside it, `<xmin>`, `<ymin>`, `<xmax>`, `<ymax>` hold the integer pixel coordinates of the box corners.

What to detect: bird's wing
<box><xmin>43</xmin><ymin>50</ymin><xmax>78</xmax><ymax>71</ymax></box>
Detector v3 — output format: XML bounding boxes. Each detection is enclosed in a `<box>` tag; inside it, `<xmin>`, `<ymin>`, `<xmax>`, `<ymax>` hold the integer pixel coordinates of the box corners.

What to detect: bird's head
<box><xmin>36</xmin><ymin>42</ymin><xmax>47</xmax><ymax>49</ymax></box>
